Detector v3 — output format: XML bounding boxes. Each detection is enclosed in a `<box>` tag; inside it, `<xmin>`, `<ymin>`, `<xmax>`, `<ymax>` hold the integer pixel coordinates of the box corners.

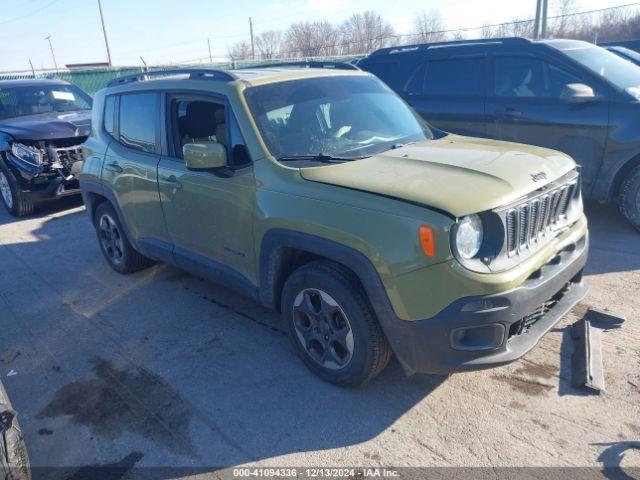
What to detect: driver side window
<box><xmin>494</xmin><ymin>56</ymin><xmax>587</xmax><ymax>98</ymax></box>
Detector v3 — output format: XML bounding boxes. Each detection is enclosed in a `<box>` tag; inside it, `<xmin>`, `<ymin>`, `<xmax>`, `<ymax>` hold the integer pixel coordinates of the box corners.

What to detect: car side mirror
<box><xmin>561</xmin><ymin>83</ymin><xmax>597</xmax><ymax>104</ymax></box>
<box><xmin>183</xmin><ymin>141</ymin><xmax>227</xmax><ymax>170</ymax></box>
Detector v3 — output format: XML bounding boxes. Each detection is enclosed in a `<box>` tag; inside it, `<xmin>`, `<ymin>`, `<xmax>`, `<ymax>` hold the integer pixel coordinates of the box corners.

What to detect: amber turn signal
<box><xmin>419</xmin><ymin>225</ymin><xmax>436</xmax><ymax>257</ymax></box>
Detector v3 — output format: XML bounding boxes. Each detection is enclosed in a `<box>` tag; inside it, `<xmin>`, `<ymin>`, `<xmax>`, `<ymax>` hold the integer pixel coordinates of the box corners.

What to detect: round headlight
<box><xmin>455</xmin><ymin>214</ymin><xmax>483</xmax><ymax>260</ymax></box>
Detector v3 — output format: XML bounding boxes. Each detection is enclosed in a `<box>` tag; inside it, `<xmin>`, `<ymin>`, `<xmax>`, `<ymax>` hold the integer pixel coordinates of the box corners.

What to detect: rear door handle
<box><xmin>159</xmin><ymin>175</ymin><xmax>182</xmax><ymax>190</ymax></box>
<box><xmin>104</xmin><ymin>162</ymin><xmax>123</xmax><ymax>173</ymax></box>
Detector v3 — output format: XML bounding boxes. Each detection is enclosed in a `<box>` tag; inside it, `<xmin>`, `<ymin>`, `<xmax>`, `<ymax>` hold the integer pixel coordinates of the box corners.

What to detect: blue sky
<box><xmin>0</xmin><ymin>0</ymin><xmax>628</xmax><ymax>72</ymax></box>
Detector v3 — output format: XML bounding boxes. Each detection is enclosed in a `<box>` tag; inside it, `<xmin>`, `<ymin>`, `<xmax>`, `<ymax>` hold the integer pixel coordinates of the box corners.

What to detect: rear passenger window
<box><xmin>118</xmin><ymin>93</ymin><xmax>157</xmax><ymax>153</ymax></box>
<box><xmin>103</xmin><ymin>96</ymin><xmax>115</xmax><ymax>135</ymax></box>
<box><xmin>406</xmin><ymin>58</ymin><xmax>484</xmax><ymax>97</ymax></box>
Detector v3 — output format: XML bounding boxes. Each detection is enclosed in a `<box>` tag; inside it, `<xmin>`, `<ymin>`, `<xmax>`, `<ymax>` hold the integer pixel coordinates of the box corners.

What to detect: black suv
<box><xmin>0</xmin><ymin>79</ymin><xmax>92</xmax><ymax>216</ymax></box>
<box><xmin>358</xmin><ymin>38</ymin><xmax>640</xmax><ymax>231</ymax></box>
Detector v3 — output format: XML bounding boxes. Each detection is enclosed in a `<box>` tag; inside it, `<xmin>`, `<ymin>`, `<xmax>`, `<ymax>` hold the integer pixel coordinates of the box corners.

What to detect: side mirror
<box><xmin>183</xmin><ymin>141</ymin><xmax>227</xmax><ymax>170</ymax></box>
<box><xmin>561</xmin><ymin>83</ymin><xmax>597</xmax><ymax>104</ymax></box>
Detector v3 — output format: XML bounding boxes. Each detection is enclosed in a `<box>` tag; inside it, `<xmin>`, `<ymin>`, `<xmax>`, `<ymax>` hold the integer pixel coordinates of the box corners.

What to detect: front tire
<box><xmin>94</xmin><ymin>202</ymin><xmax>152</xmax><ymax>274</ymax></box>
<box><xmin>281</xmin><ymin>260</ymin><xmax>391</xmax><ymax>387</ymax></box>
<box><xmin>619</xmin><ymin>165</ymin><xmax>640</xmax><ymax>232</ymax></box>
<box><xmin>0</xmin><ymin>162</ymin><xmax>34</xmax><ymax>217</ymax></box>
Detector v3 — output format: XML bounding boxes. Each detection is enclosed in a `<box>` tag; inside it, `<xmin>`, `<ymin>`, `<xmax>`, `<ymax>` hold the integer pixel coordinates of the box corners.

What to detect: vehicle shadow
<box><xmin>0</xmin><ymin>212</ymin><xmax>448</xmax><ymax>474</ymax></box>
<box><xmin>0</xmin><ymin>195</ymin><xmax>84</xmax><ymax>226</ymax></box>
<box><xmin>594</xmin><ymin>441</ymin><xmax>640</xmax><ymax>480</ymax></box>
<box><xmin>583</xmin><ymin>200</ymin><xmax>640</xmax><ymax>275</ymax></box>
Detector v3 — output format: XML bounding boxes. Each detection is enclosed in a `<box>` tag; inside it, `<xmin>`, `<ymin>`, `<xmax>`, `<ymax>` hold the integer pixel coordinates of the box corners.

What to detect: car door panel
<box><xmin>486</xmin><ymin>55</ymin><xmax>609</xmax><ymax>193</ymax></box>
<box><xmin>100</xmin><ymin>93</ymin><xmax>168</xmax><ymax>243</ymax></box>
<box><xmin>401</xmin><ymin>56</ymin><xmax>488</xmax><ymax>137</ymax></box>
<box><xmin>157</xmin><ymin>95</ymin><xmax>257</xmax><ymax>284</ymax></box>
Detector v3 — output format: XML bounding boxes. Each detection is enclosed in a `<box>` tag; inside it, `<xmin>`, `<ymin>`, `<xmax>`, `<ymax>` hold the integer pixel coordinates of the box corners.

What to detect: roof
<box><xmin>103</xmin><ymin>66</ymin><xmax>368</xmax><ymax>93</ymax></box>
<box><xmin>232</xmin><ymin>67</ymin><xmax>367</xmax><ymax>86</ymax></box>
<box><xmin>0</xmin><ymin>78</ymin><xmax>71</xmax><ymax>87</ymax></box>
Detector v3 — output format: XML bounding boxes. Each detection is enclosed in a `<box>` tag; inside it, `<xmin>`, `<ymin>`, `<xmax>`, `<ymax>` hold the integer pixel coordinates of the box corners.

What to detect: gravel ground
<box><xmin>0</xmin><ymin>197</ymin><xmax>638</xmax><ymax>478</ymax></box>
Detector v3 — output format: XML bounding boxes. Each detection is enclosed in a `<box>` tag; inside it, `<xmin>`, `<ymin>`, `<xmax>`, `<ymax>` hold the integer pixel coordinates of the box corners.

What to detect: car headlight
<box><xmin>11</xmin><ymin>143</ymin><xmax>43</xmax><ymax>166</ymax></box>
<box><xmin>455</xmin><ymin>214</ymin><xmax>484</xmax><ymax>260</ymax></box>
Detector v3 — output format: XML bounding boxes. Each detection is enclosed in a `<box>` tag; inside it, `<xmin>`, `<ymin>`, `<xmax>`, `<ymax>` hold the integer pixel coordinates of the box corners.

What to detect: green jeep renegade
<box><xmin>79</xmin><ymin>67</ymin><xmax>588</xmax><ymax>387</ymax></box>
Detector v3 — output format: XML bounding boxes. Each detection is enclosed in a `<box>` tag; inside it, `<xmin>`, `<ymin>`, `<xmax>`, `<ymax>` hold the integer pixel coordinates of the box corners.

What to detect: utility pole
<box><xmin>533</xmin><ymin>0</ymin><xmax>549</xmax><ymax>39</ymax></box>
<box><xmin>249</xmin><ymin>17</ymin><xmax>255</xmax><ymax>60</ymax></box>
<box><xmin>28</xmin><ymin>59</ymin><xmax>36</xmax><ymax>78</ymax></box>
<box><xmin>208</xmin><ymin>38</ymin><xmax>213</xmax><ymax>63</ymax></box>
<box><xmin>45</xmin><ymin>35</ymin><xmax>58</xmax><ymax>72</ymax></box>
<box><xmin>540</xmin><ymin>0</ymin><xmax>549</xmax><ymax>38</ymax></box>
<box><xmin>533</xmin><ymin>0</ymin><xmax>542</xmax><ymax>39</ymax></box>
<box><xmin>97</xmin><ymin>0</ymin><xmax>113</xmax><ymax>67</ymax></box>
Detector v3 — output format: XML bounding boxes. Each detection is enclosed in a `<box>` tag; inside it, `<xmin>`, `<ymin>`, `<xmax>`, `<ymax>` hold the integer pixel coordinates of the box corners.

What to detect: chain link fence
<box><xmin>0</xmin><ymin>55</ymin><xmax>361</xmax><ymax>95</ymax></box>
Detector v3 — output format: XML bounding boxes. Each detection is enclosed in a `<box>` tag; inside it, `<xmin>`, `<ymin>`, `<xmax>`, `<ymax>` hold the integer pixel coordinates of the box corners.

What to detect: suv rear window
<box><xmin>405</xmin><ymin>58</ymin><xmax>485</xmax><ymax>97</ymax></box>
<box><xmin>118</xmin><ymin>93</ymin><xmax>157</xmax><ymax>153</ymax></box>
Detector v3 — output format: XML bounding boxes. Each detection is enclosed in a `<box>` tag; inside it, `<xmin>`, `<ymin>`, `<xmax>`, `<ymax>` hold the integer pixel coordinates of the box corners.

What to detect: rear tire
<box><xmin>619</xmin><ymin>165</ymin><xmax>640</xmax><ymax>232</ymax></box>
<box><xmin>0</xmin><ymin>162</ymin><xmax>34</xmax><ymax>218</ymax></box>
<box><xmin>94</xmin><ymin>202</ymin><xmax>152</xmax><ymax>274</ymax></box>
<box><xmin>281</xmin><ymin>260</ymin><xmax>391</xmax><ymax>387</ymax></box>
<box><xmin>0</xmin><ymin>382</ymin><xmax>31</xmax><ymax>480</ymax></box>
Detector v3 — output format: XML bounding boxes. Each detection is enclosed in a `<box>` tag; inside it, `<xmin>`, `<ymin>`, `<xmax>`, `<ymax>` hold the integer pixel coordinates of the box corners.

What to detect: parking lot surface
<box><xmin>0</xmin><ymin>197</ymin><xmax>638</xmax><ymax>475</ymax></box>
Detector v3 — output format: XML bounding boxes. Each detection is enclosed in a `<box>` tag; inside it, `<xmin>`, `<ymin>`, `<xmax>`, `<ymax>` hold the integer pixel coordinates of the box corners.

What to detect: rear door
<box><xmin>401</xmin><ymin>56</ymin><xmax>488</xmax><ymax>137</ymax></box>
<box><xmin>486</xmin><ymin>54</ymin><xmax>609</xmax><ymax>191</ymax></box>
<box><xmin>101</xmin><ymin>92</ymin><xmax>169</xmax><ymax>248</ymax></box>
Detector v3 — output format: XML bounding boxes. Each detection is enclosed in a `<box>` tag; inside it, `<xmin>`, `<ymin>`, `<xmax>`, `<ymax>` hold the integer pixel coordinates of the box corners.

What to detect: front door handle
<box><xmin>159</xmin><ymin>175</ymin><xmax>183</xmax><ymax>191</ymax></box>
<box><xmin>502</xmin><ymin>107</ymin><xmax>523</xmax><ymax>118</ymax></box>
<box><xmin>104</xmin><ymin>162</ymin><xmax>123</xmax><ymax>173</ymax></box>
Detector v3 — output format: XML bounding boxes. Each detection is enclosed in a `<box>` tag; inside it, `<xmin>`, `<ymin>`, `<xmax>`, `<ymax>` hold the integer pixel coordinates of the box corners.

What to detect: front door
<box><xmin>157</xmin><ymin>94</ymin><xmax>257</xmax><ymax>285</ymax></box>
<box><xmin>486</xmin><ymin>55</ymin><xmax>609</xmax><ymax>193</ymax></box>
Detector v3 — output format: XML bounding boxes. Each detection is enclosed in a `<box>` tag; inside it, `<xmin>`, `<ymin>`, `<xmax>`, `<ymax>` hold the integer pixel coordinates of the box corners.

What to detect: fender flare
<box><xmin>80</xmin><ymin>179</ymin><xmax>140</xmax><ymax>251</ymax></box>
<box><xmin>258</xmin><ymin>229</ymin><xmax>396</xmax><ymax>322</ymax></box>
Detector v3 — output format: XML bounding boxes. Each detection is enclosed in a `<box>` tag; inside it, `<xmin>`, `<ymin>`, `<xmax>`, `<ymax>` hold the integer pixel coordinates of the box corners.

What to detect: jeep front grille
<box><xmin>505</xmin><ymin>180</ymin><xmax>577</xmax><ymax>255</ymax></box>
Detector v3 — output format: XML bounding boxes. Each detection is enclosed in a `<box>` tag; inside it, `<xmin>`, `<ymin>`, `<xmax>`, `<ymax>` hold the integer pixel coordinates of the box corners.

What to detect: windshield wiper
<box><xmin>277</xmin><ymin>153</ymin><xmax>358</xmax><ymax>163</ymax></box>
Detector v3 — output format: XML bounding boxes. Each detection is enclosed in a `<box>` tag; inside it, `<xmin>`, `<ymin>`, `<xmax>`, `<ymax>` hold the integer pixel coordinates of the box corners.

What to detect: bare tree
<box><xmin>550</xmin><ymin>0</ymin><xmax>579</xmax><ymax>37</ymax></box>
<box><xmin>339</xmin><ymin>10</ymin><xmax>395</xmax><ymax>54</ymax></box>
<box><xmin>284</xmin><ymin>21</ymin><xmax>339</xmax><ymax>58</ymax></box>
<box><xmin>479</xmin><ymin>22</ymin><xmax>494</xmax><ymax>39</ymax></box>
<box><xmin>228</xmin><ymin>40</ymin><xmax>252</xmax><ymax>62</ymax></box>
<box><xmin>255</xmin><ymin>30</ymin><xmax>283</xmax><ymax>59</ymax></box>
<box><xmin>495</xmin><ymin>18</ymin><xmax>534</xmax><ymax>38</ymax></box>
<box><xmin>413</xmin><ymin>9</ymin><xmax>446</xmax><ymax>43</ymax></box>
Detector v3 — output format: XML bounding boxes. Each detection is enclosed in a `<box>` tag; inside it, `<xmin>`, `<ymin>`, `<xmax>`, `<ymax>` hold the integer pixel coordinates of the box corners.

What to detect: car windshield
<box><xmin>243</xmin><ymin>75</ymin><xmax>434</xmax><ymax>161</ymax></box>
<box><xmin>0</xmin><ymin>84</ymin><xmax>92</xmax><ymax>120</ymax></box>
<box><xmin>609</xmin><ymin>46</ymin><xmax>640</xmax><ymax>64</ymax></box>
<box><xmin>562</xmin><ymin>45</ymin><xmax>640</xmax><ymax>97</ymax></box>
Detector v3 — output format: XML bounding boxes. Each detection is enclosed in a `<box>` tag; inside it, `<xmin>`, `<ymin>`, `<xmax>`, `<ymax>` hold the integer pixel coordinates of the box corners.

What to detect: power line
<box><xmin>0</xmin><ymin>0</ymin><xmax>62</xmax><ymax>26</ymax></box>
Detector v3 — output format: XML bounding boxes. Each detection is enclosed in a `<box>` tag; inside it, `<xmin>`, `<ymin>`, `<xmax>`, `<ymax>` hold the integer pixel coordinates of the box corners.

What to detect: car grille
<box><xmin>508</xmin><ymin>282</ymin><xmax>571</xmax><ymax>340</ymax></box>
<box><xmin>505</xmin><ymin>180</ymin><xmax>578</xmax><ymax>255</ymax></box>
<box><xmin>50</xmin><ymin>145</ymin><xmax>84</xmax><ymax>166</ymax></box>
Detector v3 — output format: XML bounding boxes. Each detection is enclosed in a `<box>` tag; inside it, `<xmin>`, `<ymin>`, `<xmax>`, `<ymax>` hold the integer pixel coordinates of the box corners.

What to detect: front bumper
<box><xmin>382</xmin><ymin>232</ymin><xmax>589</xmax><ymax>375</ymax></box>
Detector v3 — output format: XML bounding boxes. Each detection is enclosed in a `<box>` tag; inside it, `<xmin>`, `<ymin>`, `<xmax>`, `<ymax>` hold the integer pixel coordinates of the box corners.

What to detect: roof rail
<box><xmin>368</xmin><ymin>37</ymin><xmax>531</xmax><ymax>57</ymax></box>
<box><xmin>107</xmin><ymin>68</ymin><xmax>237</xmax><ymax>87</ymax></box>
<box><xmin>243</xmin><ymin>60</ymin><xmax>360</xmax><ymax>71</ymax></box>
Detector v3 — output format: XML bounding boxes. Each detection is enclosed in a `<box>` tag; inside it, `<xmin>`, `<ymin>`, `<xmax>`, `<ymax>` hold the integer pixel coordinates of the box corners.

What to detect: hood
<box><xmin>0</xmin><ymin>110</ymin><xmax>91</xmax><ymax>141</ymax></box>
<box><xmin>300</xmin><ymin>135</ymin><xmax>576</xmax><ymax>217</ymax></box>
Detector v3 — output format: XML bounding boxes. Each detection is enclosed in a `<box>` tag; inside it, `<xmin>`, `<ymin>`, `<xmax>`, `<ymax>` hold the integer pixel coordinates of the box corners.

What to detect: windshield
<box><xmin>0</xmin><ymin>84</ymin><xmax>92</xmax><ymax>120</ymax></box>
<box><xmin>609</xmin><ymin>46</ymin><xmax>640</xmax><ymax>64</ymax></box>
<box><xmin>562</xmin><ymin>45</ymin><xmax>640</xmax><ymax>96</ymax></box>
<box><xmin>244</xmin><ymin>75</ymin><xmax>434</xmax><ymax>160</ymax></box>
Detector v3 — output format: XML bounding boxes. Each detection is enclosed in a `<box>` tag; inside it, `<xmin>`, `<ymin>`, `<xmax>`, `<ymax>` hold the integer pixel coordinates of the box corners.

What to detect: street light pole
<box><xmin>97</xmin><ymin>0</ymin><xmax>113</xmax><ymax>67</ymax></box>
<box><xmin>45</xmin><ymin>35</ymin><xmax>58</xmax><ymax>72</ymax></box>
